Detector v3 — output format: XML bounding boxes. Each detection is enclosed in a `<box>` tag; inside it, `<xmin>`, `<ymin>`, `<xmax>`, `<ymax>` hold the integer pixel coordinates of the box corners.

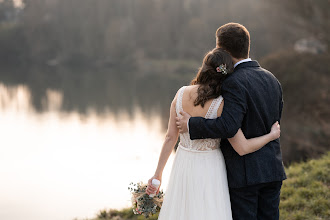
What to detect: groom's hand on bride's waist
<box><xmin>176</xmin><ymin>111</ymin><xmax>191</xmax><ymax>134</ymax></box>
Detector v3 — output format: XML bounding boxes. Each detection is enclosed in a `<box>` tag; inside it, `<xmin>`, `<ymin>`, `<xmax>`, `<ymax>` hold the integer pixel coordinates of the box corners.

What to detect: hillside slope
<box><xmin>84</xmin><ymin>152</ymin><xmax>330</xmax><ymax>220</ymax></box>
<box><xmin>279</xmin><ymin>151</ymin><xmax>330</xmax><ymax>219</ymax></box>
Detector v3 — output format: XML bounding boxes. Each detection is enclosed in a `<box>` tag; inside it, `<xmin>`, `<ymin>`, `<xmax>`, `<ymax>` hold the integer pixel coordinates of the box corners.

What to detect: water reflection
<box><xmin>0</xmin><ymin>66</ymin><xmax>192</xmax><ymax>128</ymax></box>
<box><xmin>0</xmin><ymin>83</ymin><xmax>174</xmax><ymax>220</ymax></box>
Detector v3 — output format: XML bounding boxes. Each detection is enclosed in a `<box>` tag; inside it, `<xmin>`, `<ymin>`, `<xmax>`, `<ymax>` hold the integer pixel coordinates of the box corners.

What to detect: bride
<box><xmin>146</xmin><ymin>48</ymin><xmax>280</xmax><ymax>219</ymax></box>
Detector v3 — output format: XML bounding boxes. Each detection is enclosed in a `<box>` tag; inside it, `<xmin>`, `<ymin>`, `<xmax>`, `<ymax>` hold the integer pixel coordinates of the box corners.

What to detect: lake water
<box><xmin>0</xmin><ymin>83</ymin><xmax>175</xmax><ymax>220</ymax></box>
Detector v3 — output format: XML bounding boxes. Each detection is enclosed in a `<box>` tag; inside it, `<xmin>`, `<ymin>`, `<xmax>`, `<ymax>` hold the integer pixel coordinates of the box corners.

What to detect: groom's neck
<box><xmin>232</xmin><ymin>57</ymin><xmax>247</xmax><ymax>65</ymax></box>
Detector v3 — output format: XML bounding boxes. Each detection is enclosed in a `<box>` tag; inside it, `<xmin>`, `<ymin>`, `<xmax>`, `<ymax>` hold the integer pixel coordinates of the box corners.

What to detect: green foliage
<box><xmin>270</xmin><ymin>0</ymin><xmax>330</xmax><ymax>46</ymax></box>
<box><xmin>279</xmin><ymin>152</ymin><xmax>330</xmax><ymax>220</ymax></box>
<box><xmin>1</xmin><ymin>0</ymin><xmax>312</xmax><ymax>66</ymax></box>
<box><xmin>261</xmin><ymin>50</ymin><xmax>330</xmax><ymax>164</ymax></box>
<box><xmin>90</xmin><ymin>208</ymin><xmax>158</xmax><ymax>220</ymax></box>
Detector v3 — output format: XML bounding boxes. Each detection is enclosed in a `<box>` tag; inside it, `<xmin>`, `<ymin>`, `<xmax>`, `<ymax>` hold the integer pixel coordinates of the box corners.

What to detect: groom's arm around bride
<box><xmin>177</xmin><ymin>23</ymin><xmax>286</xmax><ymax>220</ymax></box>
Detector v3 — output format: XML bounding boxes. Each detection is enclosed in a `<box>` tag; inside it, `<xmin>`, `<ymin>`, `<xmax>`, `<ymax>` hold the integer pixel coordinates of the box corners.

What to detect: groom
<box><xmin>176</xmin><ymin>23</ymin><xmax>286</xmax><ymax>220</ymax></box>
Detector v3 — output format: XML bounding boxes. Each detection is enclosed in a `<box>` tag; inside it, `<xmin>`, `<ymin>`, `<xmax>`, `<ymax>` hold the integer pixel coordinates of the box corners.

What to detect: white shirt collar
<box><xmin>234</xmin><ymin>58</ymin><xmax>252</xmax><ymax>68</ymax></box>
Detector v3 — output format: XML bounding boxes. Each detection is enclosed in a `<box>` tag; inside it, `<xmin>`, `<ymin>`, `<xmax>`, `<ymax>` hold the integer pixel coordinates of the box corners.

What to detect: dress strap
<box><xmin>205</xmin><ymin>96</ymin><xmax>223</xmax><ymax>118</ymax></box>
<box><xmin>176</xmin><ymin>86</ymin><xmax>187</xmax><ymax>115</ymax></box>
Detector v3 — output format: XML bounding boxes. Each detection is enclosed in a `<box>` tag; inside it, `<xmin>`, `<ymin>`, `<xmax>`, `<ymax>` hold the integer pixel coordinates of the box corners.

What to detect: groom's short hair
<box><xmin>216</xmin><ymin>23</ymin><xmax>250</xmax><ymax>59</ymax></box>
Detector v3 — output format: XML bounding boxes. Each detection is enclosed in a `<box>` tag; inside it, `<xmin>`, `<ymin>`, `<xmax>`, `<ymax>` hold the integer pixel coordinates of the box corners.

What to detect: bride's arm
<box><xmin>228</xmin><ymin>122</ymin><xmax>280</xmax><ymax>156</ymax></box>
<box><xmin>146</xmin><ymin>92</ymin><xmax>180</xmax><ymax>195</ymax></box>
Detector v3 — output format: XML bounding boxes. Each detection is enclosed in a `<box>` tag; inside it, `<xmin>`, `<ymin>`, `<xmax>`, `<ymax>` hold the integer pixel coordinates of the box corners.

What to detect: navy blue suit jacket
<box><xmin>189</xmin><ymin>61</ymin><xmax>286</xmax><ymax>188</ymax></box>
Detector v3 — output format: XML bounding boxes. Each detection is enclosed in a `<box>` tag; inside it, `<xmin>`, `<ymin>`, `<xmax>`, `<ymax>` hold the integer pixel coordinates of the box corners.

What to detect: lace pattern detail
<box><xmin>176</xmin><ymin>86</ymin><xmax>223</xmax><ymax>151</ymax></box>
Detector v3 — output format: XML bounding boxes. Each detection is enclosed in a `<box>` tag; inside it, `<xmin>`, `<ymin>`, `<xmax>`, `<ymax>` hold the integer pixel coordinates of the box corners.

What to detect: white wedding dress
<box><xmin>158</xmin><ymin>86</ymin><xmax>232</xmax><ymax>220</ymax></box>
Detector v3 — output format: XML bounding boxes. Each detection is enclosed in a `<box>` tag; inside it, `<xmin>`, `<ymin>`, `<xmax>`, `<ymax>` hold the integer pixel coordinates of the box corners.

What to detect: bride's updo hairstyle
<box><xmin>191</xmin><ymin>48</ymin><xmax>233</xmax><ymax>107</ymax></box>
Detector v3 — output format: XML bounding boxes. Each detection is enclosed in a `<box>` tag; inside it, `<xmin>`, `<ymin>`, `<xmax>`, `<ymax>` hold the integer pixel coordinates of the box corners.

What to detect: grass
<box><xmin>279</xmin><ymin>152</ymin><xmax>330</xmax><ymax>220</ymax></box>
<box><xmin>85</xmin><ymin>152</ymin><xmax>330</xmax><ymax>220</ymax></box>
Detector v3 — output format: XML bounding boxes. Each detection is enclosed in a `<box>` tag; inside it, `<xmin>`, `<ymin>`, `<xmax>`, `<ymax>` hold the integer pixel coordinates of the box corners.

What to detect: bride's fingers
<box><xmin>147</xmin><ymin>185</ymin><xmax>157</xmax><ymax>191</ymax></box>
<box><xmin>146</xmin><ymin>187</ymin><xmax>156</xmax><ymax>195</ymax></box>
<box><xmin>146</xmin><ymin>187</ymin><xmax>152</xmax><ymax>194</ymax></box>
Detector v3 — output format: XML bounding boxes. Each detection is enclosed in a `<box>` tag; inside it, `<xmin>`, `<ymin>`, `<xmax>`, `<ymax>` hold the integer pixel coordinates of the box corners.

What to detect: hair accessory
<box><xmin>216</xmin><ymin>64</ymin><xmax>227</xmax><ymax>75</ymax></box>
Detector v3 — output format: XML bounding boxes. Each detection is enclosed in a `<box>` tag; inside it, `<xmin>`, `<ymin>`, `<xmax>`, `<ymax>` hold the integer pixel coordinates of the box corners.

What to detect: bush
<box><xmin>261</xmin><ymin>50</ymin><xmax>330</xmax><ymax>164</ymax></box>
<box><xmin>279</xmin><ymin>151</ymin><xmax>330</xmax><ymax>219</ymax></box>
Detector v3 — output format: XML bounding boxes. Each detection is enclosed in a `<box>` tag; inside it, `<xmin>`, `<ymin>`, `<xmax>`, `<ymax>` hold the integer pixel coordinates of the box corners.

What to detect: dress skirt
<box><xmin>158</xmin><ymin>145</ymin><xmax>233</xmax><ymax>220</ymax></box>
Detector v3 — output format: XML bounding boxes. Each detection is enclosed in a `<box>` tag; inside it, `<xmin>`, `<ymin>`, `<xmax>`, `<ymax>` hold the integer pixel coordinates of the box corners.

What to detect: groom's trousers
<box><xmin>229</xmin><ymin>181</ymin><xmax>282</xmax><ymax>220</ymax></box>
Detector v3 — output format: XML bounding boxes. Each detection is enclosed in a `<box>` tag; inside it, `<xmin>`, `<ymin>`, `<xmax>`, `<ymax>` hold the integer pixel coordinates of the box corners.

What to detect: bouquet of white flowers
<box><xmin>128</xmin><ymin>181</ymin><xmax>164</xmax><ymax>218</ymax></box>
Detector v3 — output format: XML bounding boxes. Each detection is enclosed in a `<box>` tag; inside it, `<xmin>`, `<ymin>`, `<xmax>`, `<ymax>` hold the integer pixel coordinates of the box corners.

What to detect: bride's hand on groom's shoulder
<box><xmin>146</xmin><ymin>176</ymin><xmax>162</xmax><ymax>195</ymax></box>
<box><xmin>270</xmin><ymin>121</ymin><xmax>281</xmax><ymax>140</ymax></box>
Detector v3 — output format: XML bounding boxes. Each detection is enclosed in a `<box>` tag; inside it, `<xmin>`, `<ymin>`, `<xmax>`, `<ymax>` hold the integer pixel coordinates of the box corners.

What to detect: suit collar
<box><xmin>234</xmin><ymin>60</ymin><xmax>260</xmax><ymax>70</ymax></box>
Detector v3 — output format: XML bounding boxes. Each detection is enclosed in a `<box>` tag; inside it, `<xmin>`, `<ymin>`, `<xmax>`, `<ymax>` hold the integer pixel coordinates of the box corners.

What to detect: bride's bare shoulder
<box><xmin>180</xmin><ymin>85</ymin><xmax>199</xmax><ymax>104</ymax></box>
<box><xmin>183</xmin><ymin>85</ymin><xmax>199</xmax><ymax>96</ymax></box>
<box><xmin>184</xmin><ymin>85</ymin><xmax>199</xmax><ymax>90</ymax></box>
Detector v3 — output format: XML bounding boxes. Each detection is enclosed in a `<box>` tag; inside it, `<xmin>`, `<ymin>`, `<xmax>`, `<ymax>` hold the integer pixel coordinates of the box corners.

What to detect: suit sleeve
<box><xmin>189</xmin><ymin>78</ymin><xmax>247</xmax><ymax>139</ymax></box>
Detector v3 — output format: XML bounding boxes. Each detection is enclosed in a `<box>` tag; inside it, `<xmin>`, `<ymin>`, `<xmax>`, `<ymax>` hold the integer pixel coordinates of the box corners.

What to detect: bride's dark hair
<box><xmin>191</xmin><ymin>48</ymin><xmax>234</xmax><ymax>107</ymax></box>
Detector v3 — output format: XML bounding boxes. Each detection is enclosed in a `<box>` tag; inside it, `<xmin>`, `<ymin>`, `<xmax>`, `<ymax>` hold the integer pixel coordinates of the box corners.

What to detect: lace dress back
<box><xmin>176</xmin><ymin>86</ymin><xmax>223</xmax><ymax>151</ymax></box>
<box><xmin>158</xmin><ymin>86</ymin><xmax>232</xmax><ymax>220</ymax></box>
